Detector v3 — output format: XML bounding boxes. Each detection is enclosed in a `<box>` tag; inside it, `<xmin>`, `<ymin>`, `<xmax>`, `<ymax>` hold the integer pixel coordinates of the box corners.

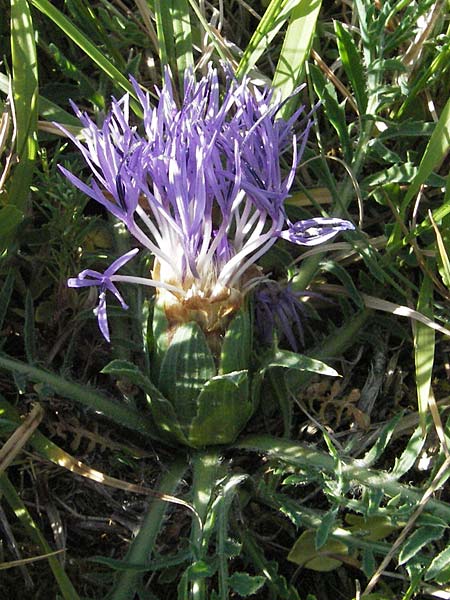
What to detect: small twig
<box><xmin>0</xmin><ymin>404</ymin><xmax>44</xmax><ymax>473</ymax></box>
<box><xmin>0</xmin><ymin>549</ymin><xmax>65</xmax><ymax>571</ymax></box>
<box><xmin>311</xmin><ymin>48</ymin><xmax>359</xmax><ymax>114</ymax></box>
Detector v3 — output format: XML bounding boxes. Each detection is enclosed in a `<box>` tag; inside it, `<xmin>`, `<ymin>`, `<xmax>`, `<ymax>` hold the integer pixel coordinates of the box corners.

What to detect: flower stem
<box><xmin>190</xmin><ymin>448</ymin><xmax>223</xmax><ymax>600</ymax></box>
<box><xmin>111</xmin><ymin>457</ymin><xmax>188</xmax><ymax>600</ymax></box>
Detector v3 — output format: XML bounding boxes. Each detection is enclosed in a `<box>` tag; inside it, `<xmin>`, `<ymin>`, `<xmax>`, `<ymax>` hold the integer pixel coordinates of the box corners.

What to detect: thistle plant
<box><xmin>61</xmin><ymin>66</ymin><xmax>354</xmax><ymax>447</ymax></box>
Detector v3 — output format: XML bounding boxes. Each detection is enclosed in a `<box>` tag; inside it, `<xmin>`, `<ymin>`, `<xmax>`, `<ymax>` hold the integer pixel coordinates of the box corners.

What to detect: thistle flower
<box><xmin>254</xmin><ymin>281</ymin><xmax>317</xmax><ymax>352</ymax></box>
<box><xmin>61</xmin><ymin>66</ymin><xmax>354</xmax><ymax>341</ymax></box>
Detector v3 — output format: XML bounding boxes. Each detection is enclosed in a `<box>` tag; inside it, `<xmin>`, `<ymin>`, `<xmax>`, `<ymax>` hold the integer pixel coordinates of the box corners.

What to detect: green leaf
<box><xmin>377</xmin><ymin>120</ymin><xmax>435</xmax><ymax>142</ymax></box>
<box><xmin>399</xmin><ymin>527</ymin><xmax>444</xmax><ymax>566</ymax></box>
<box><xmin>431</xmin><ymin>215</ymin><xmax>450</xmax><ymax>288</ymax></box>
<box><xmin>189</xmin><ymin>371</ymin><xmax>251</xmax><ymax>446</ymax></box>
<box><xmin>320</xmin><ymin>260</ymin><xmax>364</xmax><ymax>308</ymax></box>
<box><xmin>272</xmin><ymin>0</ymin><xmax>322</xmax><ymax>115</ymax></box>
<box><xmin>389</xmin><ymin>94</ymin><xmax>450</xmax><ymax>246</ymax></box>
<box><xmin>391</xmin><ymin>425</ymin><xmax>426</xmax><ymax>480</ymax></box>
<box><xmin>266</xmin><ymin>349</ymin><xmax>340</xmax><ymax>377</ymax></box>
<box><xmin>288</xmin><ymin>530</ymin><xmax>347</xmax><ymax>571</ymax></box>
<box><xmin>266</xmin><ymin>367</ymin><xmax>293</xmax><ymax>436</ymax></box>
<box><xmin>362</xmin><ymin>413</ymin><xmax>403</xmax><ymax>467</ymax></box>
<box><xmin>228</xmin><ymin>572</ymin><xmax>266</xmax><ymax>596</ymax></box>
<box><xmin>236</xmin><ymin>0</ymin><xmax>300</xmax><ymax>78</ymax></box>
<box><xmin>362</xmin><ymin>162</ymin><xmax>445</xmax><ymax>188</ymax></box>
<box><xmin>158</xmin><ymin>322</ymin><xmax>216</xmax><ymax>420</ymax></box>
<box><xmin>171</xmin><ymin>0</ymin><xmax>194</xmax><ymax>78</ymax></box>
<box><xmin>414</xmin><ymin>274</ymin><xmax>435</xmax><ymax>432</ymax></box>
<box><xmin>346</xmin><ymin>514</ymin><xmax>397</xmax><ymax>542</ymax></box>
<box><xmin>0</xmin><ymin>355</ymin><xmax>155</xmax><ymax>437</ymax></box>
<box><xmin>29</xmin><ymin>0</ymin><xmax>138</xmax><ymax>103</ymax></box>
<box><xmin>101</xmin><ymin>359</ymin><xmax>189</xmax><ymax>446</ymax></box>
<box><xmin>315</xmin><ymin>509</ymin><xmax>337</xmax><ymax>550</ymax></box>
<box><xmin>110</xmin><ymin>459</ymin><xmax>188</xmax><ymax>600</ymax></box>
<box><xmin>186</xmin><ymin>560</ymin><xmax>216</xmax><ymax>579</ymax></box>
<box><xmin>219</xmin><ymin>308</ymin><xmax>252</xmax><ymax>374</ymax></box>
<box><xmin>8</xmin><ymin>0</ymin><xmax>38</xmax><ymax>212</ymax></box>
<box><xmin>102</xmin><ymin>359</ymin><xmax>163</xmax><ymax>399</ymax></box>
<box><xmin>309</xmin><ymin>64</ymin><xmax>352</xmax><ymax>163</ymax></box>
<box><xmin>425</xmin><ymin>545</ymin><xmax>450</xmax><ymax>582</ymax></box>
<box><xmin>361</xmin><ymin>547</ymin><xmax>376</xmax><ymax>577</ymax></box>
<box><xmin>334</xmin><ymin>20</ymin><xmax>367</xmax><ymax>113</ymax></box>
<box><xmin>154</xmin><ymin>0</ymin><xmax>175</xmax><ymax>71</ymax></box>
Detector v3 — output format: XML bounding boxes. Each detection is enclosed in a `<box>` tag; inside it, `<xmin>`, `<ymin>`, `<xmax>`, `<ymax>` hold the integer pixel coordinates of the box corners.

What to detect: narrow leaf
<box><xmin>9</xmin><ymin>0</ymin><xmax>38</xmax><ymax>212</ymax></box>
<box><xmin>425</xmin><ymin>545</ymin><xmax>450</xmax><ymax>582</ymax></box>
<box><xmin>389</xmin><ymin>94</ymin><xmax>450</xmax><ymax>245</ymax></box>
<box><xmin>309</xmin><ymin>64</ymin><xmax>352</xmax><ymax>163</ymax></box>
<box><xmin>171</xmin><ymin>0</ymin><xmax>194</xmax><ymax>77</ymax></box>
<box><xmin>413</xmin><ymin>275</ymin><xmax>435</xmax><ymax>432</ymax></box>
<box><xmin>362</xmin><ymin>413</ymin><xmax>403</xmax><ymax>467</ymax></box>
<box><xmin>399</xmin><ymin>527</ymin><xmax>443</xmax><ymax>566</ymax></box>
<box><xmin>29</xmin><ymin>0</ymin><xmax>138</xmax><ymax>102</ymax></box>
<box><xmin>236</xmin><ymin>0</ymin><xmax>300</xmax><ymax>78</ymax></box>
<box><xmin>0</xmin><ymin>473</ymin><xmax>80</xmax><ymax>599</ymax></box>
<box><xmin>0</xmin><ymin>355</ymin><xmax>155</xmax><ymax>437</ymax></box>
<box><xmin>267</xmin><ymin>349</ymin><xmax>340</xmax><ymax>377</ymax></box>
<box><xmin>334</xmin><ymin>20</ymin><xmax>368</xmax><ymax>113</ymax></box>
<box><xmin>391</xmin><ymin>425</ymin><xmax>427</xmax><ymax>480</ymax></box>
<box><xmin>272</xmin><ymin>0</ymin><xmax>322</xmax><ymax>113</ymax></box>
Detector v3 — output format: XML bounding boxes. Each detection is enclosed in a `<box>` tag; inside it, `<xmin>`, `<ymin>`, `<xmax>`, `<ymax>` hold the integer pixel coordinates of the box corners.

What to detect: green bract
<box><xmin>102</xmin><ymin>301</ymin><xmax>340</xmax><ymax>448</ymax></box>
<box><xmin>147</xmin><ymin>304</ymin><xmax>257</xmax><ymax>448</ymax></box>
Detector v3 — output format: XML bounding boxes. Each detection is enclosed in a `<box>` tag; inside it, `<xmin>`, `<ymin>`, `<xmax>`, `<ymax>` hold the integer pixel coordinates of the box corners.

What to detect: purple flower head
<box><xmin>254</xmin><ymin>281</ymin><xmax>318</xmax><ymax>352</ymax></box>
<box><xmin>62</xmin><ymin>65</ymin><xmax>355</xmax><ymax>339</ymax></box>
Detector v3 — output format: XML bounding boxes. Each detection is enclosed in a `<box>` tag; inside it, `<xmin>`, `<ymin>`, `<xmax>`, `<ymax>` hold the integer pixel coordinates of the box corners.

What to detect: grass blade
<box><xmin>389</xmin><ymin>95</ymin><xmax>450</xmax><ymax>246</ymax></box>
<box><xmin>171</xmin><ymin>0</ymin><xmax>194</xmax><ymax>77</ymax></box>
<box><xmin>29</xmin><ymin>0</ymin><xmax>138</xmax><ymax>101</ymax></box>
<box><xmin>0</xmin><ymin>473</ymin><xmax>80</xmax><ymax>600</ymax></box>
<box><xmin>272</xmin><ymin>0</ymin><xmax>322</xmax><ymax>113</ymax></box>
<box><xmin>413</xmin><ymin>274</ymin><xmax>435</xmax><ymax>433</ymax></box>
<box><xmin>154</xmin><ymin>0</ymin><xmax>193</xmax><ymax>80</ymax></box>
<box><xmin>110</xmin><ymin>458</ymin><xmax>188</xmax><ymax>600</ymax></box>
<box><xmin>154</xmin><ymin>0</ymin><xmax>174</xmax><ymax>71</ymax></box>
<box><xmin>8</xmin><ymin>0</ymin><xmax>38</xmax><ymax>212</ymax></box>
<box><xmin>236</xmin><ymin>0</ymin><xmax>300</xmax><ymax>78</ymax></box>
